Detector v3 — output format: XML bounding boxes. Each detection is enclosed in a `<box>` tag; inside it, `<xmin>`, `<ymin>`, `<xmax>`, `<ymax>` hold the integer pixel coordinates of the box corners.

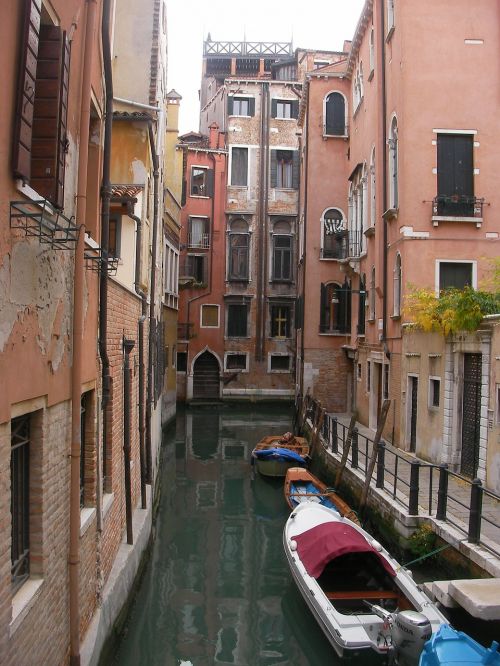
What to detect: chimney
<box><xmin>209</xmin><ymin>122</ymin><xmax>219</xmax><ymax>149</ymax></box>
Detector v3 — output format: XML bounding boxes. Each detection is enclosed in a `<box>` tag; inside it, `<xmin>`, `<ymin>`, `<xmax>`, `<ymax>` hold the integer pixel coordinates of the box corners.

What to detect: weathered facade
<box><xmin>298</xmin><ymin>0</ymin><xmax>500</xmax><ymax>489</ymax></box>
<box><xmin>0</xmin><ymin>0</ymin><xmax>174</xmax><ymax>663</ymax></box>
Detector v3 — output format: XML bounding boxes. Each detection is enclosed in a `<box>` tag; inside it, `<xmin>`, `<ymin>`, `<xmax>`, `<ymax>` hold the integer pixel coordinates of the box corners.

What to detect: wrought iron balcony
<box><xmin>432</xmin><ymin>195</ymin><xmax>484</xmax><ymax>219</ymax></box>
<box><xmin>10</xmin><ymin>200</ymin><xmax>79</xmax><ymax>249</ymax></box>
<box><xmin>188</xmin><ymin>233</ymin><xmax>210</xmax><ymax>249</ymax></box>
<box><xmin>320</xmin><ymin>229</ymin><xmax>364</xmax><ymax>260</ymax></box>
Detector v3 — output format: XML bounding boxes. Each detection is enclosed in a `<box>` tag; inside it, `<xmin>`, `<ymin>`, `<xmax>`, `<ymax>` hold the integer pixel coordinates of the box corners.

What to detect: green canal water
<box><xmin>104</xmin><ymin>404</ymin><xmax>496</xmax><ymax>666</ymax></box>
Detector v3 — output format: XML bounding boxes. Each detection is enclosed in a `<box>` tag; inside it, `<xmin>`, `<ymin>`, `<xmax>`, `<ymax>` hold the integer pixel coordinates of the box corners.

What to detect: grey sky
<box><xmin>167</xmin><ymin>0</ymin><xmax>366</xmax><ymax>134</ymax></box>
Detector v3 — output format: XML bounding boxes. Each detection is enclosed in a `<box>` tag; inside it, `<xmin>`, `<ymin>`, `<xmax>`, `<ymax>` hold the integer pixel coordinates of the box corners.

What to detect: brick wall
<box><xmin>304</xmin><ymin>348</ymin><xmax>350</xmax><ymax>413</ymax></box>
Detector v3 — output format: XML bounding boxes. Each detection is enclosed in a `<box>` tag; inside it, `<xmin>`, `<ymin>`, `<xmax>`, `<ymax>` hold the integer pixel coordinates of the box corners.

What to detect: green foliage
<box><xmin>404</xmin><ymin>285</ymin><xmax>500</xmax><ymax>336</ymax></box>
<box><xmin>408</xmin><ymin>524</ymin><xmax>436</xmax><ymax>560</ymax></box>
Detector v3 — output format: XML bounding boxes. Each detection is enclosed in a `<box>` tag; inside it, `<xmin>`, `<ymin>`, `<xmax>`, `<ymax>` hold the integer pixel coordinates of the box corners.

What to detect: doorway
<box><xmin>193</xmin><ymin>351</ymin><xmax>220</xmax><ymax>400</ymax></box>
<box><xmin>460</xmin><ymin>353</ymin><xmax>482</xmax><ymax>478</ymax></box>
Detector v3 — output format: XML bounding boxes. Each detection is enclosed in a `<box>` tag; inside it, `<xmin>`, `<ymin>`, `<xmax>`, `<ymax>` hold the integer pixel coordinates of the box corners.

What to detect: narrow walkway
<box><xmin>330</xmin><ymin>413</ymin><xmax>500</xmax><ymax>550</ymax></box>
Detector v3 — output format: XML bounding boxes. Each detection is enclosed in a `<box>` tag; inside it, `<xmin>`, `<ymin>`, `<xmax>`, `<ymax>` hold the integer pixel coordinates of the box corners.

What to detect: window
<box><xmin>357</xmin><ymin>274</ymin><xmax>366</xmax><ymax>335</ymax></box>
<box><xmin>228</xmin><ymin>96</ymin><xmax>254</xmax><ymax>117</ymax></box>
<box><xmin>230</xmin><ymin>147</ymin><xmax>248</xmax><ymax>186</ymax></box>
<box><xmin>369</xmin><ymin>28</ymin><xmax>375</xmax><ymax>75</ymax></box>
<box><xmin>387</xmin><ymin>0</ymin><xmax>395</xmax><ymax>35</ymax></box>
<box><xmin>321</xmin><ymin>208</ymin><xmax>347</xmax><ymax>259</ymax></box>
<box><xmin>270</xmin><ymin>304</ymin><xmax>292</xmax><ymax>338</ymax></box>
<box><xmin>272</xmin><ymin>222</ymin><xmax>292</xmax><ymax>282</ymax></box>
<box><xmin>227</xmin><ymin>303</ymin><xmax>248</xmax><ymax>337</ymax></box>
<box><xmin>109</xmin><ymin>215</ymin><xmax>122</xmax><ymax>258</ymax></box>
<box><xmin>383</xmin><ymin>364</ymin><xmax>390</xmax><ymax>400</ymax></box>
<box><xmin>11</xmin><ymin>416</ymin><xmax>30</xmax><ymax>590</ymax></box>
<box><xmin>164</xmin><ymin>242</ymin><xmax>179</xmax><ymax>298</ymax></box>
<box><xmin>190</xmin><ymin>167</ymin><xmax>213</xmax><ymax>197</ymax></box>
<box><xmin>324</xmin><ymin>92</ymin><xmax>346</xmax><ymax>136</ymax></box>
<box><xmin>388</xmin><ymin>116</ymin><xmax>399</xmax><ymax>209</ymax></box>
<box><xmin>12</xmin><ymin>5</ymin><xmax>70</xmax><ymax>207</ymax></box>
<box><xmin>270</xmin><ymin>150</ymin><xmax>299</xmax><ymax>189</ymax></box>
<box><xmin>357</xmin><ymin>363</ymin><xmax>362</xmax><ymax>381</ymax></box>
<box><xmin>186</xmin><ymin>254</ymin><xmax>206</xmax><ymax>283</ymax></box>
<box><xmin>225</xmin><ymin>353</ymin><xmax>248</xmax><ymax>371</ymax></box>
<box><xmin>201</xmin><ymin>304</ymin><xmax>219</xmax><ymax>327</ymax></box>
<box><xmin>438</xmin><ymin>261</ymin><xmax>474</xmax><ymax>291</ymax></box>
<box><xmin>369</xmin><ymin>266</ymin><xmax>376</xmax><ymax>320</ymax></box>
<box><xmin>353</xmin><ymin>62</ymin><xmax>364</xmax><ymax>111</ymax></box>
<box><xmin>271</xmin><ymin>99</ymin><xmax>299</xmax><ymax>119</ymax></box>
<box><xmin>393</xmin><ymin>254</ymin><xmax>402</xmax><ymax>316</ymax></box>
<box><xmin>429</xmin><ymin>377</ymin><xmax>440</xmax><ymax>408</ymax></box>
<box><xmin>369</xmin><ymin>147</ymin><xmax>376</xmax><ymax>227</ymax></box>
<box><xmin>349</xmin><ymin>166</ymin><xmax>366</xmax><ymax>256</ymax></box>
<box><xmin>320</xmin><ymin>281</ymin><xmax>351</xmax><ymax>334</ymax></box>
<box><xmin>177</xmin><ymin>351</ymin><xmax>187</xmax><ymax>372</ymax></box>
<box><xmin>80</xmin><ymin>394</ymin><xmax>87</xmax><ymax>508</ymax></box>
<box><xmin>188</xmin><ymin>216</ymin><xmax>210</xmax><ymax>248</ymax></box>
<box><xmin>314</xmin><ymin>60</ymin><xmax>330</xmax><ymax>69</ymax></box>
<box><xmin>228</xmin><ymin>219</ymin><xmax>249</xmax><ymax>281</ymax></box>
<box><xmin>366</xmin><ymin>361</ymin><xmax>371</xmax><ymax>392</ymax></box>
<box><xmin>269</xmin><ymin>354</ymin><xmax>291</xmax><ymax>372</ymax></box>
<box><xmin>436</xmin><ymin>134</ymin><xmax>474</xmax><ymax>216</ymax></box>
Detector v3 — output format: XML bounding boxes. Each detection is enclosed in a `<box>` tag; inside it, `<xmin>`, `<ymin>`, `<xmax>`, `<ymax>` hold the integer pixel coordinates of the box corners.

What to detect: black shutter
<box><xmin>271</xmin><ymin>99</ymin><xmax>278</xmax><ymax>118</ymax></box>
<box><xmin>437</xmin><ymin>134</ymin><xmax>473</xmax><ymax>197</ymax></box>
<box><xmin>227</xmin><ymin>96</ymin><xmax>233</xmax><ymax>115</ymax></box>
<box><xmin>295</xmin><ymin>295</ymin><xmax>303</xmax><ymax>330</ymax></box>
<box><xmin>292</xmin><ymin>150</ymin><xmax>300</xmax><ymax>189</ymax></box>
<box><xmin>12</xmin><ymin>0</ymin><xmax>42</xmax><ymax>181</ymax></box>
<box><xmin>55</xmin><ymin>33</ymin><xmax>70</xmax><ymax>208</ymax></box>
<box><xmin>31</xmin><ymin>25</ymin><xmax>64</xmax><ymax>205</ymax></box>
<box><xmin>206</xmin><ymin>169</ymin><xmax>214</xmax><ymax>197</ymax></box>
<box><xmin>270</xmin><ymin>150</ymin><xmax>277</xmax><ymax>188</ymax></box>
<box><xmin>291</xmin><ymin>99</ymin><xmax>299</xmax><ymax>119</ymax></box>
<box><xmin>325</xmin><ymin>93</ymin><xmax>345</xmax><ymax>135</ymax></box>
<box><xmin>320</xmin><ymin>283</ymin><xmax>326</xmax><ymax>332</ymax></box>
<box><xmin>248</xmin><ymin>97</ymin><xmax>255</xmax><ymax>117</ymax></box>
<box><xmin>181</xmin><ymin>179</ymin><xmax>186</xmax><ymax>206</ymax></box>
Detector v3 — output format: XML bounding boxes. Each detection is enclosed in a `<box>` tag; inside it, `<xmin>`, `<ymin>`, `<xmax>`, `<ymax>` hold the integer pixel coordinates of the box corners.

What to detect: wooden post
<box><xmin>359</xmin><ymin>399</ymin><xmax>391</xmax><ymax>513</ymax></box>
<box><xmin>335</xmin><ymin>412</ymin><xmax>357</xmax><ymax>487</ymax></box>
<box><xmin>310</xmin><ymin>404</ymin><xmax>325</xmax><ymax>454</ymax></box>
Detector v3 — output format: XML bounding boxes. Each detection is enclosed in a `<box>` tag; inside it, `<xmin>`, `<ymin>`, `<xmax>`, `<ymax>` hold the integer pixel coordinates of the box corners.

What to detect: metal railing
<box><xmin>188</xmin><ymin>233</ymin><xmax>210</xmax><ymax>249</ymax></box>
<box><xmin>309</xmin><ymin>402</ymin><xmax>500</xmax><ymax>556</ymax></box>
<box><xmin>432</xmin><ymin>195</ymin><xmax>484</xmax><ymax>219</ymax></box>
<box><xmin>204</xmin><ymin>40</ymin><xmax>293</xmax><ymax>57</ymax></box>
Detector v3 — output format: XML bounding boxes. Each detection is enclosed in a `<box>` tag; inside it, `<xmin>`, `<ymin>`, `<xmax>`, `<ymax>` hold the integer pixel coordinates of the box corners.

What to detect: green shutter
<box><xmin>320</xmin><ymin>283</ymin><xmax>327</xmax><ymax>332</ymax></box>
<box><xmin>291</xmin><ymin>100</ymin><xmax>299</xmax><ymax>119</ymax></box>
<box><xmin>227</xmin><ymin>96</ymin><xmax>233</xmax><ymax>115</ymax></box>
<box><xmin>292</xmin><ymin>150</ymin><xmax>300</xmax><ymax>189</ymax></box>
<box><xmin>206</xmin><ymin>169</ymin><xmax>214</xmax><ymax>197</ymax></box>
<box><xmin>270</xmin><ymin>150</ymin><xmax>277</xmax><ymax>188</ymax></box>
<box><xmin>248</xmin><ymin>97</ymin><xmax>255</xmax><ymax>117</ymax></box>
<box><xmin>271</xmin><ymin>99</ymin><xmax>278</xmax><ymax>118</ymax></box>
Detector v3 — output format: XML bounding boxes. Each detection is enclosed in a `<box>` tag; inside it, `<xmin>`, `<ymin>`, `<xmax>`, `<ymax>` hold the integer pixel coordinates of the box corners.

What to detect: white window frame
<box><xmin>320</xmin><ymin>206</ymin><xmax>346</xmax><ymax>260</ymax></box>
<box><xmin>274</xmin><ymin>99</ymin><xmax>294</xmax><ymax>120</ymax></box>
<box><xmin>190</xmin><ymin>165</ymin><xmax>209</xmax><ymax>198</ymax></box>
<box><xmin>229</xmin><ymin>95</ymin><xmax>253</xmax><ymax>117</ymax></box>
<box><xmin>428</xmin><ymin>376</ymin><xmax>441</xmax><ymax>410</ymax></box>
<box><xmin>228</xmin><ymin>145</ymin><xmax>250</xmax><ymax>187</ymax></box>
<box><xmin>434</xmin><ymin>259</ymin><xmax>477</xmax><ymax>296</ymax></box>
<box><xmin>224</xmin><ymin>352</ymin><xmax>249</xmax><ymax>373</ymax></box>
<box><xmin>388</xmin><ymin>115</ymin><xmax>399</xmax><ymax>209</ymax></box>
<box><xmin>323</xmin><ymin>90</ymin><xmax>348</xmax><ymax>137</ymax></box>
<box><xmin>268</xmin><ymin>353</ymin><xmax>292</xmax><ymax>373</ymax></box>
<box><xmin>393</xmin><ymin>253</ymin><xmax>402</xmax><ymax>317</ymax></box>
<box><xmin>369</xmin><ymin>28</ymin><xmax>375</xmax><ymax>76</ymax></box>
<box><xmin>387</xmin><ymin>0</ymin><xmax>395</xmax><ymax>37</ymax></box>
<box><xmin>200</xmin><ymin>304</ymin><xmax>220</xmax><ymax>328</ymax></box>
<box><xmin>369</xmin><ymin>146</ymin><xmax>376</xmax><ymax>227</ymax></box>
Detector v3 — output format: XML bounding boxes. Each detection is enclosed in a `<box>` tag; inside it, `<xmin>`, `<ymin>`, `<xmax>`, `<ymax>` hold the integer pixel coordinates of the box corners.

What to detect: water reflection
<box><xmin>107</xmin><ymin>406</ymin><xmax>364</xmax><ymax>665</ymax></box>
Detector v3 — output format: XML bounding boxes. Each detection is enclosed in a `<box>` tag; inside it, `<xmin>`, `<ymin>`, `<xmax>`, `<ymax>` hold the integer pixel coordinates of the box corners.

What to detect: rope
<box><xmin>399</xmin><ymin>543</ymin><xmax>451</xmax><ymax>569</ymax></box>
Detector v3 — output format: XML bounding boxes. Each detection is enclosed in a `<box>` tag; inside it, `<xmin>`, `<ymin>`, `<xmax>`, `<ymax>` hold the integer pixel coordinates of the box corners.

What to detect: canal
<box><xmin>104</xmin><ymin>404</ymin><xmax>494</xmax><ymax>666</ymax></box>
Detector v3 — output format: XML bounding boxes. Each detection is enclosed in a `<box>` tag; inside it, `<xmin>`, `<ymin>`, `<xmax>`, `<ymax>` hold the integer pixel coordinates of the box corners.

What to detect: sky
<box><xmin>167</xmin><ymin>0</ymin><xmax>366</xmax><ymax>134</ymax></box>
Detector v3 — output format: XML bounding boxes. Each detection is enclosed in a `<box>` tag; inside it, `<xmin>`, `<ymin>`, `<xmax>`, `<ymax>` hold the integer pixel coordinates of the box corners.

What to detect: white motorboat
<box><xmin>283</xmin><ymin>503</ymin><xmax>448</xmax><ymax>663</ymax></box>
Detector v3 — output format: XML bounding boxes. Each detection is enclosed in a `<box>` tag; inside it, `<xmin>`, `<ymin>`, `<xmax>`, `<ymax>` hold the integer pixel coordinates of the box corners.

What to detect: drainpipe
<box><xmin>299</xmin><ymin>80</ymin><xmax>311</xmax><ymax>398</ymax></box>
<box><xmin>69</xmin><ymin>1</ymin><xmax>98</xmax><ymax>664</ymax></box>
<box><xmin>146</xmin><ymin>123</ymin><xmax>160</xmax><ymax>483</ymax></box>
<box><xmin>123</xmin><ymin>338</ymin><xmax>135</xmax><ymax>544</ymax></box>
<box><xmin>256</xmin><ymin>82</ymin><xmax>270</xmax><ymax>361</ymax></box>
<box><xmin>380</xmin><ymin>0</ymin><xmax>388</xmax><ymax>347</ymax></box>
<box><xmin>127</xmin><ymin>200</ymin><xmax>147</xmax><ymax>509</ymax></box>
<box><xmin>100</xmin><ymin>0</ymin><xmax>113</xmax><ymax>491</ymax></box>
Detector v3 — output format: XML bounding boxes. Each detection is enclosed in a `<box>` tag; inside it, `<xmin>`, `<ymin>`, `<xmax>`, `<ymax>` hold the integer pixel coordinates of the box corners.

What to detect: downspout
<box><xmin>146</xmin><ymin>123</ymin><xmax>160</xmax><ymax>483</ymax></box>
<box><xmin>299</xmin><ymin>80</ymin><xmax>311</xmax><ymax>398</ymax></box>
<box><xmin>127</xmin><ymin>200</ymin><xmax>147</xmax><ymax>509</ymax></box>
<box><xmin>123</xmin><ymin>338</ymin><xmax>135</xmax><ymax>544</ymax></box>
<box><xmin>256</xmin><ymin>82</ymin><xmax>270</xmax><ymax>361</ymax></box>
<box><xmin>69</xmin><ymin>1</ymin><xmax>98</xmax><ymax>664</ymax></box>
<box><xmin>380</xmin><ymin>0</ymin><xmax>388</xmax><ymax>346</ymax></box>
<box><xmin>100</xmin><ymin>0</ymin><xmax>113</xmax><ymax>492</ymax></box>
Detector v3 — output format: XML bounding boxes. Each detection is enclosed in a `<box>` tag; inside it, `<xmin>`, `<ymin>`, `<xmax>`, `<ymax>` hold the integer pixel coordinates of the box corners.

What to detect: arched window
<box><xmin>324</xmin><ymin>92</ymin><xmax>346</xmax><ymax>136</ymax></box>
<box><xmin>389</xmin><ymin>116</ymin><xmax>399</xmax><ymax>209</ymax></box>
<box><xmin>228</xmin><ymin>219</ymin><xmax>249</xmax><ymax>280</ymax></box>
<box><xmin>369</xmin><ymin>147</ymin><xmax>376</xmax><ymax>227</ymax></box>
<box><xmin>272</xmin><ymin>220</ymin><xmax>292</xmax><ymax>281</ymax></box>
<box><xmin>369</xmin><ymin>266</ymin><xmax>376</xmax><ymax>320</ymax></box>
<box><xmin>320</xmin><ymin>280</ymin><xmax>351</xmax><ymax>334</ymax></box>
<box><xmin>393</xmin><ymin>253</ymin><xmax>402</xmax><ymax>316</ymax></box>
<box><xmin>321</xmin><ymin>208</ymin><xmax>347</xmax><ymax>259</ymax></box>
<box><xmin>369</xmin><ymin>28</ymin><xmax>375</xmax><ymax>74</ymax></box>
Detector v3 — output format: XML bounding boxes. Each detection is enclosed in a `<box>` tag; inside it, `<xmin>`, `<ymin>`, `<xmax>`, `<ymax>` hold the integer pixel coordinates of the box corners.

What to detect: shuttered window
<box><xmin>271</xmin><ymin>99</ymin><xmax>299</xmax><ymax>119</ymax></box>
<box><xmin>230</xmin><ymin>147</ymin><xmax>248</xmax><ymax>186</ymax></box>
<box><xmin>325</xmin><ymin>93</ymin><xmax>346</xmax><ymax>136</ymax></box>
<box><xmin>227</xmin><ymin>304</ymin><xmax>248</xmax><ymax>337</ymax></box>
<box><xmin>437</xmin><ymin>134</ymin><xmax>474</xmax><ymax>216</ymax></box>
<box><xmin>438</xmin><ymin>262</ymin><xmax>473</xmax><ymax>291</ymax></box>
<box><xmin>270</xmin><ymin>150</ymin><xmax>299</xmax><ymax>189</ymax></box>
<box><xmin>12</xmin><ymin>1</ymin><xmax>70</xmax><ymax>208</ymax></box>
<box><xmin>227</xmin><ymin>96</ymin><xmax>255</xmax><ymax>117</ymax></box>
<box><xmin>273</xmin><ymin>235</ymin><xmax>292</xmax><ymax>281</ymax></box>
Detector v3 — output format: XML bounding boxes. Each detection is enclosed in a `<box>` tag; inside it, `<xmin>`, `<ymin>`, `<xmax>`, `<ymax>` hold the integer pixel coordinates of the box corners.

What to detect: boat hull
<box><xmin>252</xmin><ymin>435</ymin><xmax>309</xmax><ymax>478</ymax></box>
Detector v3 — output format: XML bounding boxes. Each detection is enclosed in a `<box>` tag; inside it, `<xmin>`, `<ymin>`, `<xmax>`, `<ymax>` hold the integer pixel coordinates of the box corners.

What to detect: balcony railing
<box><xmin>204</xmin><ymin>40</ymin><xmax>292</xmax><ymax>58</ymax></box>
<box><xmin>188</xmin><ymin>233</ymin><xmax>210</xmax><ymax>249</ymax></box>
<box><xmin>432</xmin><ymin>195</ymin><xmax>484</xmax><ymax>219</ymax></box>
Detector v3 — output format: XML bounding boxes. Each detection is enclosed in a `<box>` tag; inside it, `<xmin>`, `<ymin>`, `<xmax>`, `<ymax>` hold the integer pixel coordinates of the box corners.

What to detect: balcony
<box><xmin>188</xmin><ymin>233</ymin><xmax>210</xmax><ymax>249</ymax></box>
<box><xmin>321</xmin><ymin>229</ymin><xmax>364</xmax><ymax>260</ymax></box>
<box><xmin>432</xmin><ymin>195</ymin><xmax>484</xmax><ymax>227</ymax></box>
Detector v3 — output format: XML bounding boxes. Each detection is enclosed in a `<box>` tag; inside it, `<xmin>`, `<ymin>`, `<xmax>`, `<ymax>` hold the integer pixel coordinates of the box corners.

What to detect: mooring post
<box><xmin>376</xmin><ymin>441</ymin><xmax>385</xmax><ymax>488</ymax></box>
<box><xmin>468</xmin><ymin>478</ymin><xmax>483</xmax><ymax>544</ymax></box>
<box><xmin>351</xmin><ymin>427</ymin><xmax>359</xmax><ymax>469</ymax></box>
<box><xmin>409</xmin><ymin>460</ymin><xmax>420</xmax><ymax>516</ymax></box>
<box><xmin>436</xmin><ymin>464</ymin><xmax>448</xmax><ymax>521</ymax></box>
<box><xmin>331</xmin><ymin>417</ymin><xmax>338</xmax><ymax>453</ymax></box>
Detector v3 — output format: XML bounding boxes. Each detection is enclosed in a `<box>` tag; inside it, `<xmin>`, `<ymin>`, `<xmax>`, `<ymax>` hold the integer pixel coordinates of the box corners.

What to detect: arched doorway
<box><xmin>193</xmin><ymin>351</ymin><xmax>220</xmax><ymax>400</ymax></box>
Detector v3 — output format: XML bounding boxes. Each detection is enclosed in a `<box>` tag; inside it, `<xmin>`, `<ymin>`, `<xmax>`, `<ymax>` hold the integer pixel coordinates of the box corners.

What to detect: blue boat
<box><xmin>419</xmin><ymin>624</ymin><xmax>500</xmax><ymax>665</ymax></box>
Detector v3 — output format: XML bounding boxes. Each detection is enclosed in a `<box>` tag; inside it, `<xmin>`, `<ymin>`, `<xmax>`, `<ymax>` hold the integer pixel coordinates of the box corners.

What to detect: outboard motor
<box><xmin>391</xmin><ymin>611</ymin><xmax>432</xmax><ymax>665</ymax></box>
